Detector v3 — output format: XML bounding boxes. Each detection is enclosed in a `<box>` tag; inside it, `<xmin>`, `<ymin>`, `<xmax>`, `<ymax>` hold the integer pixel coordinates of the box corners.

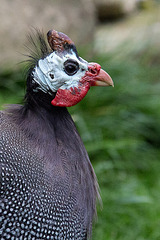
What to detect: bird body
<box><xmin>0</xmin><ymin>105</ymin><xmax>96</xmax><ymax>239</ymax></box>
<box><xmin>0</xmin><ymin>29</ymin><xmax>113</xmax><ymax>239</ymax></box>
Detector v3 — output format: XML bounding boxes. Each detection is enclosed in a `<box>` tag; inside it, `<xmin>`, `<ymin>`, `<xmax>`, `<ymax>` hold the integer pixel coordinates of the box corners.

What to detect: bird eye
<box><xmin>64</xmin><ymin>59</ymin><xmax>79</xmax><ymax>76</ymax></box>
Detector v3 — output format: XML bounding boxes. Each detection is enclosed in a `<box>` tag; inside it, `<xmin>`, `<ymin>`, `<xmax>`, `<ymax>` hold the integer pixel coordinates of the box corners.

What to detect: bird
<box><xmin>0</xmin><ymin>29</ymin><xmax>113</xmax><ymax>240</ymax></box>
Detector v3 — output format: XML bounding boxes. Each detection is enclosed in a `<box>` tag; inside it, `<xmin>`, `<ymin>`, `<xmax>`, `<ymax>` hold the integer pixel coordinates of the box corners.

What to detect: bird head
<box><xmin>29</xmin><ymin>29</ymin><xmax>113</xmax><ymax>107</ymax></box>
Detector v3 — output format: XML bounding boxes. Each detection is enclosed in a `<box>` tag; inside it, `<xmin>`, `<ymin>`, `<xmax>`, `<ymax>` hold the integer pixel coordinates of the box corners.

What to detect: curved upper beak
<box><xmin>94</xmin><ymin>68</ymin><xmax>114</xmax><ymax>87</ymax></box>
<box><xmin>88</xmin><ymin>62</ymin><xmax>114</xmax><ymax>87</ymax></box>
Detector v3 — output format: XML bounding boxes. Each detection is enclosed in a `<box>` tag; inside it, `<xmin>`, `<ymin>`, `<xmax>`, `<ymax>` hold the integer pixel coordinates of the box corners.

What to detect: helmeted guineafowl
<box><xmin>0</xmin><ymin>29</ymin><xmax>113</xmax><ymax>240</ymax></box>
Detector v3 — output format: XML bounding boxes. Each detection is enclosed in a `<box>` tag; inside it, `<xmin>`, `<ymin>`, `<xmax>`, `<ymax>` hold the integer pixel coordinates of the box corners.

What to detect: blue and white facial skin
<box><xmin>31</xmin><ymin>29</ymin><xmax>113</xmax><ymax>107</ymax></box>
<box><xmin>33</xmin><ymin>50</ymin><xmax>88</xmax><ymax>94</ymax></box>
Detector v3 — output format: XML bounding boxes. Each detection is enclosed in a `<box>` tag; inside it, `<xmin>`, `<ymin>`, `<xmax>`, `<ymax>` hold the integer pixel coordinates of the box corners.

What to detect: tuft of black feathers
<box><xmin>24</xmin><ymin>29</ymin><xmax>51</xmax><ymax>70</ymax></box>
<box><xmin>19</xmin><ymin>29</ymin><xmax>52</xmax><ymax>108</ymax></box>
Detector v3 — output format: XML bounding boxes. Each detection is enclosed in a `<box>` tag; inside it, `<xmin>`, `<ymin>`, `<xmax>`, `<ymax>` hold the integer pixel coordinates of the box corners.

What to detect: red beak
<box><xmin>87</xmin><ymin>62</ymin><xmax>114</xmax><ymax>87</ymax></box>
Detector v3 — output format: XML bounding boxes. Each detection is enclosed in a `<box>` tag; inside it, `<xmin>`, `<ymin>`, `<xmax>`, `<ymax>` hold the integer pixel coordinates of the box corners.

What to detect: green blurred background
<box><xmin>0</xmin><ymin>0</ymin><xmax>160</xmax><ymax>239</ymax></box>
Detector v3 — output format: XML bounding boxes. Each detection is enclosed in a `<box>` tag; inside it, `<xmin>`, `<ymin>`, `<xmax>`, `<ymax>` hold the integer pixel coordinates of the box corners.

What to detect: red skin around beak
<box><xmin>51</xmin><ymin>63</ymin><xmax>113</xmax><ymax>107</ymax></box>
<box><xmin>83</xmin><ymin>63</ymin><xmax>114</xmax><ymax>87</ymax></box>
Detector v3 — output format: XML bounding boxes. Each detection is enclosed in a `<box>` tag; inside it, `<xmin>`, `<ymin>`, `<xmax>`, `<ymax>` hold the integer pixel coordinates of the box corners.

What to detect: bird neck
<box><xmin>18</xmin><ymin>90</ymin><xmax>77</xmax><ymax>138</ymax></box>
<box><xmin>7</xmin><ymin>99</ymin><xmax>79</xmax><ymax>164</ymax></box>
<box><xmin>22</xmin><ymin>94</ymin><xmax>73</xmax><ymax>134</ymax></box>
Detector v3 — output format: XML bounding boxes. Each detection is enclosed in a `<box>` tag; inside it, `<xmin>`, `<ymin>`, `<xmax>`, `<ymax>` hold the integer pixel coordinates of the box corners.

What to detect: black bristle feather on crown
<box><xmin>24</xmin><ymin>29</ymin><xmax>51</xmax><ymax>70</ymax></box>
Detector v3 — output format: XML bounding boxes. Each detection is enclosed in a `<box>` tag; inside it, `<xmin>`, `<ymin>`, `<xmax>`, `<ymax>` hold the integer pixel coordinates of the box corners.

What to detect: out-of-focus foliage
<box><xmin>0</xmin><ymin>37</ymin><xmax>160</xmax><ymax>240</ymax></box>
<box><xmin>0</xmin><ymin>67</ymin><xmax>25</xmax><ymax>106</ymax></box>
<box><xmin>74</xmin><ymin>47</ymin><xmax>160</xmax><ymax>240</ymax></box>
<box><xmin>72</xmin><ymin>46</ymin><xmax>160</xmax><ymax>239</ymax></box>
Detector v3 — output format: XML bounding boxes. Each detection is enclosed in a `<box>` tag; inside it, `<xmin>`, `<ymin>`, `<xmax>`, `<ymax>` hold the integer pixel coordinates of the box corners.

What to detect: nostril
<box><xmin>88</xmin><ymin>63</ymin><xmax>101</xmax><ymax>75</ymax></box>
<box><xmin>88</xmin><ymin>66</ymin><xmax>98</xmax><ymax>75</ymax></box>
<box><xmin>89</xmin><ymin>68</ymin><xmax>97</xmax><ymax>75</ymax></box>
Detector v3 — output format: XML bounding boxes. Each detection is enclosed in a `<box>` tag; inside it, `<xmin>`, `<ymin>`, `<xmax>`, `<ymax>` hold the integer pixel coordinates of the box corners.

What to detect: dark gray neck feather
<box><xmin>6</xmin><ymin>102</ymin><xmax>100</xmax><ymax>236</ymax></box>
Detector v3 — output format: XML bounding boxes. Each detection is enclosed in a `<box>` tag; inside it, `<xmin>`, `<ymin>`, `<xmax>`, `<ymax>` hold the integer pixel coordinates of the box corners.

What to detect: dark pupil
<box><xmin>64</xmin><ymin>60</ymin><xmax>79</xmax><ymax>76</ymax></box>
<box><xmin>66</xmin><ymin>65</ymin><xmax>76</xmax><ymax>73</ymax></box>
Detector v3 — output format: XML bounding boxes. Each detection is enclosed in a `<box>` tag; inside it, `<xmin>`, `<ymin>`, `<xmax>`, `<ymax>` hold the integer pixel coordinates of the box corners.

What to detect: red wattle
<box><xmin>51</xmin><ymin>82</ymin><xmax>90</xmax><ymax>107</ymax></box>
<box><xmin>51</xmin><ymin>63</ymin><xmax>102</xmax><ymax>107</ymax></box>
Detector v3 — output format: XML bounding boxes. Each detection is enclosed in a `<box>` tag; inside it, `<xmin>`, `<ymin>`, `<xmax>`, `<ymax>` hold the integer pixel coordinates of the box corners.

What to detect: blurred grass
<box><xmin>0</xmin><ymin>42</ymin><xmax>160</xmax><ymax>240</ymax></box>
<box><xmin>72</xmin><ymin>48</ymin><xmax>160</xmax><ymax>239</ymax></box>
